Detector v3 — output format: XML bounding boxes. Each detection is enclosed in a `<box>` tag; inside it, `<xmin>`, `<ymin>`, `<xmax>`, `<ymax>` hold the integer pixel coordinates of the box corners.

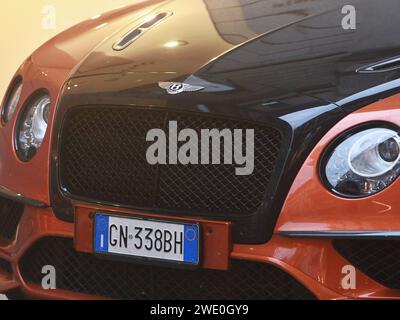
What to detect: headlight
<box><xmin>1</xmin><ymin>78</ymin><xmax>22</xmax><ymax>123</ymax></box>
<box><xmin>16</xmin><ymin>93</ymin><xmax>51</xmax><ymax>161</ymax></box>
<box><xmin>321</xmin><ymin>126</ymin><xmax>400</xmax><ymax>197</ymax></box>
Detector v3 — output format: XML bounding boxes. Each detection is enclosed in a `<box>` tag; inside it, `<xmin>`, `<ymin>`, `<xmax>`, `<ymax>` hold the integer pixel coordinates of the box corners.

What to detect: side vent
<box><xmin>357</xmin><ymin>55</ymin><xmax>400</xmax><ymax>73</ymax></box>
<box><xmin>113</xmin><ymin>11</ymin><xmax>173</xmax><ymax>51</ymax></box>
<box><xmin>0</xmin><ymin>196</ymin><xmax>24</xmax><ymax>242</ymax></box>
<box><xmin>0</xmin><ymin>258</ymin><xmax>12</xmax><ymax>274</ymax></box>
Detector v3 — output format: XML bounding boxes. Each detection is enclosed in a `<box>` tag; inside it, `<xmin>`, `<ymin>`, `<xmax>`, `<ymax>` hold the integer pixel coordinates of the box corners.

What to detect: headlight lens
<box><xmin>2</xmin><ymin>79</ymin><xmax>22</xmax><ymax>123</ymax></box>
<box><xmin>16</xmin><ymin>94</ymin><xmax>51</xmax><ymax>161</ymax></box>
<box><xmin>323</xmin><ymin>127</ymin><xmax>400</xmax><ymax>197</ymax></box>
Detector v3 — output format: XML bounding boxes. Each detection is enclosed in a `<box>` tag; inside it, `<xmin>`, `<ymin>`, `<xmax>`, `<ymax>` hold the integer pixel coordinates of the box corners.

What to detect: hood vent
<box><xmin>113</xmin><ymin>11</ymin><xmax>173</xmax><ymax>51</ymax></box>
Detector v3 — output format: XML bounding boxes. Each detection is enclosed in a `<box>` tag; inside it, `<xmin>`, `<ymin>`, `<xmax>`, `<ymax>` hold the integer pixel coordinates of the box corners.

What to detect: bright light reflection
<box><xmin>142</xmin><ymin>14</ymin><xmax>157</xmax><ymax>23</ymax></box>
<box><xmin>95</xmin><ymin>23</ymin><xmax>108</xmax><ymax>30</ymax></box>
<box><xmin>164</xmin><ymin>41</ymin><xmax>180</xmax><ymax>48</ymax></box>
<box><xmin>164</xmin><ymin>40</ymin><xmax>188</xmax><ymax>48</ymax></box>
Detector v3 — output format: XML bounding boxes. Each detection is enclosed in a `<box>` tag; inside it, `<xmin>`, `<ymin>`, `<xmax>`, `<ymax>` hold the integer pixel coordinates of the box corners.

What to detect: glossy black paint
<box><xmin>51</xmin><ymin>0</ymin><xmax>400</xmax><ymax>243</ymax></box>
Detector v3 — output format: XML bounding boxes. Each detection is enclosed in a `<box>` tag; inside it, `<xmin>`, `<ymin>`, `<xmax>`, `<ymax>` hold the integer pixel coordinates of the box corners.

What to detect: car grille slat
<box><xmin>19</xmin><ymin>237</ymin><xmax>316</xmax><ymax>300</ymax></box>
<box><xmin>59</xmin><ymin>106</ymin><xmax>282</xmax><ymax>217</ymax></box>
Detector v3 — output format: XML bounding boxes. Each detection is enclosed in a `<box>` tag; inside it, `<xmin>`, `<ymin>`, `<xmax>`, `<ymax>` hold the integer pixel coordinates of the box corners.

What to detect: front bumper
<box><xmin>1</xmin><ymin>93</ymin><xmax>400</xmax><ymax>300</ymax></box>
<box><xmin>1</xmin><ymin>204</ymin><xmax>400</xmax><ymax>300</ymax></box>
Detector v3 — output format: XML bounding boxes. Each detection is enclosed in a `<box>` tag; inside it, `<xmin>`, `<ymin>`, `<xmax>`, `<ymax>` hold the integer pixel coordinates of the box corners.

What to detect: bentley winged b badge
<box><xmin>159</xmin><ymin>82</ymin><xmax>205</xmax><ymax>95</ymax></box>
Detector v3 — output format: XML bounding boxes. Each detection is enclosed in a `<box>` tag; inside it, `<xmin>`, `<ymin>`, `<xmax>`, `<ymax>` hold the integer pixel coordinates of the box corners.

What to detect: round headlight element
<box><xmin>322</xmin><ymin>127</ymin><xmax>400</xmax><ymax>197</ymax></box>
<box><xmin>2</xmin><ymin>79</ymin><xmax>22</xmax><ymax>123</ymax></box>
<box><xmin>16</xmin><ymin>94</ymin><xmax>51</xmax><ymax>161</ymax></box>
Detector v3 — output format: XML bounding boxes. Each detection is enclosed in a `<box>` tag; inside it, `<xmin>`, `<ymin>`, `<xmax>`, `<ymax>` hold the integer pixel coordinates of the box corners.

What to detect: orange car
<box><xmin>0</xmin><ymin>0</ymin><xmax>400</xmax><ymax>300</ymax></box>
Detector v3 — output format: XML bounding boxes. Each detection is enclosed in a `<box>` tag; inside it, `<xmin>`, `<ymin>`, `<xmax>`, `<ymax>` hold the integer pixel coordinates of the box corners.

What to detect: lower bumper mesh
<box><xmin>334</xmin><ymin>239</ymin><xmax>400</xmax><ymax>290</ymax></box>
<box><xmin>20</xmin><ymin>237</ymin><xmax>316</xmax><ymax>300</ymax></box>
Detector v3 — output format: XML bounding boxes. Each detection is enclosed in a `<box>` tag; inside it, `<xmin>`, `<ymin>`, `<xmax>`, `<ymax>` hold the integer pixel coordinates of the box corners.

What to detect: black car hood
<box><xmin>52</xmin><ymin>0</ymin><xmax>400</xmax><ymax>243</ymax></box>
<box><xmin>69</xmin><ymin>0</ymin><xmax>400</xmax><ymax>115</ymax></box>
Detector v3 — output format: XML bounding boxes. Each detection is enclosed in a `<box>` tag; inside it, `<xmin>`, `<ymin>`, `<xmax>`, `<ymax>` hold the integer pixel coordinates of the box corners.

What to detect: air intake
<box><xmin>20</xmin><ymin>237</ymin><xmax>316</xmax><ymax>300</ymax></box>
<box><xmin>0</xmin><ymin>196</ymin><xmax>24</xmax><ymax>242</ymax></box>
<box><xmin>334</xmin><ymin>239</ymin><xmax>400</xmax><ymax>290</ymax></box>
<box><xmin>59</xmin><ymin>106</ymin><xmax>282</xmax><ymax>218</ymax></box>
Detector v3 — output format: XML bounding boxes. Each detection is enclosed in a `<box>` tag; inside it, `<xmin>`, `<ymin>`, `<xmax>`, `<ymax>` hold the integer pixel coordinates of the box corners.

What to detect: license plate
<box><xmin>94</xmin><ymin>213</ymin><xmax>200</xmax><ymax>266</ymax></box>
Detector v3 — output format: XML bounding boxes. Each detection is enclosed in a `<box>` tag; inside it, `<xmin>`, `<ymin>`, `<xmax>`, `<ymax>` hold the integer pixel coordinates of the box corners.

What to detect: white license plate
<box><xmin>94</xmin><ymin>213</ymin><xmax>200</xmax><ymax>266</ymax></box>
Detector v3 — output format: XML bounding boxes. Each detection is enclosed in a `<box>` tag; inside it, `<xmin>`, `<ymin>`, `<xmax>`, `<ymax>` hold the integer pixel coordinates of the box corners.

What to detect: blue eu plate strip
<box><xmin>95</xmin><ymin>215</ymin><xmax>109</xmax><ymax>253</ymax></box>
<box><xmin>183</xmin><ymin>225</ymin><xmax>199</xmax><ymax>264</ymax></box>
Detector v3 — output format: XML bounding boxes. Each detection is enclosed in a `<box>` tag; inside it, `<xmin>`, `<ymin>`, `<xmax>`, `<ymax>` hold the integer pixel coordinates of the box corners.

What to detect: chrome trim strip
<box><xmin>0</xmin><ymin>185</ymin><xmax>48</xmax><ymax>208</ymax></box>
<box><xmin>357</xmin><ymin>55</ymin><xmax>400</xmax><ymax>73</ymax></box>
<box><xmin>279</xmin><ymin>230</ymin><xmax>400</xmax><ymax>239</ymax></box>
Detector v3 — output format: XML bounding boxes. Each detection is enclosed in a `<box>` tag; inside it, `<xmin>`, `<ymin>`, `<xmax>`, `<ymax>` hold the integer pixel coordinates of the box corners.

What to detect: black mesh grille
<box><xmin>0</xmin><ymin>196</ymin><xmax>24</xmax><ymax>241</ymax></box>
<box><xmin>334</xmin><ymin>239</ymin><xmax>400</xmax><ymax>290</ymax></box>
<box><xmin>20</xmin><ymin>237</ymin><xmax>315</xmax><ymax>300</ymax></box>
<box><xmin>59</xmin><ymin>107</ymin><xmax>282</xmax><ymax>217</ymax></box>
<box><xmin>0</xmin><ymin>258</ymin><xmax>12</xmax><ymax>274</ymax></box>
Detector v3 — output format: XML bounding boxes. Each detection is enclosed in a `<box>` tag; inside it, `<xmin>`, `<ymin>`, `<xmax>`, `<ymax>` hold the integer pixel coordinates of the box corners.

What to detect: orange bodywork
<box><xmin>276</xmin><ymin>96</ymin><xmax>400</xmax><ymax>234</ymax></box>
<box><xmin>0</xmin><ymin>0</ymin><xmax>400</xmax><ymax>300</ymax></box>
<box><xmin>0</xmin><ymin>94</ymin><xmax>398</xmax><ymax>299</ymax></box>
<box><xmin>0</xmin><ymin>0</ymin><xmax>167</xmax><ymax>205</ymax></box>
